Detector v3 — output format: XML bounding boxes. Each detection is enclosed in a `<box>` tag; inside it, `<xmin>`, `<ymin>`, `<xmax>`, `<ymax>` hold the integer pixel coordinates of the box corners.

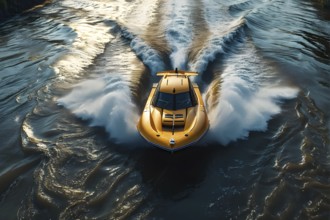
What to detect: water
<box><xmin>0</xmin><ymin>0</ymin><xmax>329</xmax><ymax>219</ymax></box>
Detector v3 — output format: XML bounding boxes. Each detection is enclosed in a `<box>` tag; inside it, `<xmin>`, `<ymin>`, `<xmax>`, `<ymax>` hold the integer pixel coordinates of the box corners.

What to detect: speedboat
<box><xmin>137</xmin><ymin>69</ymin><xmax>209</xmax><ymax>151</ymax></box>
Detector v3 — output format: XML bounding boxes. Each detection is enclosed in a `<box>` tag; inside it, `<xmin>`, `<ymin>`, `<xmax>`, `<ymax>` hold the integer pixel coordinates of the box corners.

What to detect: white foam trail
<box><xmin>189</xmin><ymin>17</ymin><xmax>245</xmax><ymax>73</ymax></box>
<box><xmin>207</xmin><ymin>74</ymin><xmax>298</xmax><ymax>145</ymax></box>
<box><xmin>126</xmin><ymin>0</ymin><xmax>161</xmax><ymax>30</ymax></box>
<box><xmin>55</xmin><ymin>0</ymin><xmax>166</xmax><ymax>143</ymax></box>
<box><xmin>57</xmin><ymin>32</ymin><xmax>145</xmax><ymax>144</ymax></box>
<box><xmin>204</xmin><ymin>42</ymin><xmax>299</xmax><ymax>145</ymax></box>
<box><xmin>118</xmin><ymin>0</ymin><xmax>165</xmax><ymax>74</ymax></box>
<box><xmin>129</xmin><ymin>36</ymin><xmax>165</xmax><ymax>74</ymax></box>
<box><xmin>188</xmin><ymin>0</ymin><xmax>246</xmax><ymax>73</ymax></box>
<box><xmin>58</xmin><ymin>76</ymin><xmax>139</xmax><ymax>144</ymax></box>
<box><xmin>162</xmin><ymin>0</ymin><xmax>194</xmax><ymax>69</ymax></box>
<box><xmin>201</xmin><ymin>0</ymin><xmax>233</xmax><ymax>31</ymax></box>
<box><xmin>118</xmin><ymin>22</ymin><xmax>165</xmax><ymax>74</ymax></box>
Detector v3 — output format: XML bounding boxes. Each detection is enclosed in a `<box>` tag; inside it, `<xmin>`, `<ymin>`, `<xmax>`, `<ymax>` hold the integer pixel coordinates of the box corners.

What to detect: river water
<box><xmin>0</xmin><ymin>0</ymin><xmax>329</xmax><ymax>219</ymax></box>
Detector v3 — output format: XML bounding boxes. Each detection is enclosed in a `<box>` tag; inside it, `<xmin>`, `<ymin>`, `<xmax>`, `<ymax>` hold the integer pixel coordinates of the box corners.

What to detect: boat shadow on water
<box><xmin>132</xmin><ymin>144</ymin><xmax>220</xmax><ymax>199</ymax></box>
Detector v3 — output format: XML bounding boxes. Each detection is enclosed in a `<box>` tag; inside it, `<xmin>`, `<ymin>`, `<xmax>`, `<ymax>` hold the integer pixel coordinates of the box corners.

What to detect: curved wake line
<box><xmin>162</xmin><ymin>0</ymin><xmax>195</xmax><ymax>70</ymax></box>
<box><xmin>203</xmin><ymin>39</ymin><xmax>299</xmax><ymax>145</ymax></box>
<box><xmin>56</xmin><ymin>1</ymin><xmax>300</xmax><ymax>148</ymax></box>
<box><xmin>117</xmin><ymin>22</ymin><xmax>165</xmax><ymax>74</ymax></box>
<box><xmin>56</xmin><ymin>31</ymin><xmax>146</xmax><ymax>144</ymax></box>
<box><xmin>55</xmin><ymin>0</ymin><xmax>165</xmax><ymax>145</ymax></box>
<box><xmin>206</xmin><ymin>74</ymin><xmax>298</xmax><ymax>145</ymax></box>
<box><xmin>189</xmin><ymin>17</ymin><xmax>246</xmax><ymax>74</ymax></box>
<box><xmin>57</xmin><ymin>77</ymin><xmax>140</xmax><ymax>144</ymax></box>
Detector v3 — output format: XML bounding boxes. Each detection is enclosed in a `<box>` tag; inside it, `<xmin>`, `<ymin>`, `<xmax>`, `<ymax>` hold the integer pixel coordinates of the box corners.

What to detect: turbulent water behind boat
<box><xmin>0</xmin><ymin>0</ymin><xmax>330</xmax><ymax>219</ymax></box>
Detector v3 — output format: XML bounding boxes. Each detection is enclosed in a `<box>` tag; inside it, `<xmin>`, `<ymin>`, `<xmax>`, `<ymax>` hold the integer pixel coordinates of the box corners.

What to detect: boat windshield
<box><xmin>153</xmin><ymin>92</ymin><xmax>196</xmax><ymax>110</ymax></box>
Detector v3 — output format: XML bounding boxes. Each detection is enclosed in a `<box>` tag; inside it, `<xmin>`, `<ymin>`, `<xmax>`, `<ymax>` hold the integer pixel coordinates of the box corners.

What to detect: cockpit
<box><xmin>152</xmin><ymin>78</ymin><xmax>197</xmax><ymax>110</ymax></box>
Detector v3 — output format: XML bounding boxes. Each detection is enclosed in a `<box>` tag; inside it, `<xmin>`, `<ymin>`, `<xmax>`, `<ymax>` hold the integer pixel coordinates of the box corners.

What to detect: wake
<box><xmin>57</xmin><ymin>0</ymin><xmax>299</xmax><ymax>147</ymax></box>
<box><xmin>56</xmin><ymin>23</ymin><xmax>162</xmax><ymax>143</ymax></box>
<box><xmin>205</xmin><ymin>43</ymin><xmax>298</xmax><ymax>145</ymax></box>
<box><xmin>58</xmin><ymin>76</ymin><xmax>139</xmax><ymax>144</ymax></box>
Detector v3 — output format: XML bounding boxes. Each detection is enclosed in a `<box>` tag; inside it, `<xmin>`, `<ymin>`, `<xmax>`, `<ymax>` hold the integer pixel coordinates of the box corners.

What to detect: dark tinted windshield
<box><xmin>176</xmin><ymin>92</ymin><xmax>193</xmax><ymax>109</ymax></box>
<box><xmin>154</xmin><ymin>92</ymin><xmax>174</xmax><ymax>109</ymax></box>
<box><xmin>153</xmin><ymin>92</ymin><xmax>196</xmax><ymax>110</ymax></box>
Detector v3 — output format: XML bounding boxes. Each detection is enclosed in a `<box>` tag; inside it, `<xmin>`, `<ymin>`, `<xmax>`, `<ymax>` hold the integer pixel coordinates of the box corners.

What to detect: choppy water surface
<box><xmin>0</xmin><ymin>0</ymin><xmax>330</xmax><ymax>219</ymax></box>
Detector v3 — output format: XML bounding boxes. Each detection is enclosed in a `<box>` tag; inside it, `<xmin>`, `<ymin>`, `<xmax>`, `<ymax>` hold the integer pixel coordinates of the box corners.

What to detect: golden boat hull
<box><xmin>137</xmin><ymin>70</ymin><xmax>209</xmax><ymax>151</ymax></box>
